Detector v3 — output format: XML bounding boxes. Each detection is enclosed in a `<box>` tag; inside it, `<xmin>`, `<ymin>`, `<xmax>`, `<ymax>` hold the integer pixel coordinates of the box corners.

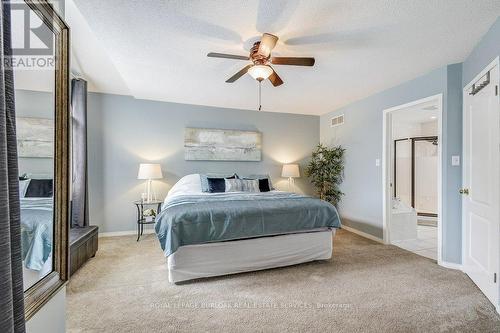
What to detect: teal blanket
<box><xmin>155</xmin><ymin>192</ymin><xmax>341</xmax><ymax>256</ymax></box>
<box><xmin>21</xmin><ymin>198</ymin><xmax>53</xmax><ymax>270</ymax></box>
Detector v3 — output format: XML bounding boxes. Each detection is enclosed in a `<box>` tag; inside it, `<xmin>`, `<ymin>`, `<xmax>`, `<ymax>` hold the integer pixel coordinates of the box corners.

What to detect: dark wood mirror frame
<box><xmin>21</xmin><ymin>0</ymin><xmax>70</xmax><ymax>320</ymax></box>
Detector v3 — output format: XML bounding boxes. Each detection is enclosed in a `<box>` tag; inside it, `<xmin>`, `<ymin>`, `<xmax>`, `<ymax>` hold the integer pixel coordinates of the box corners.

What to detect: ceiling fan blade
<box><xmin>268</xmin><ymin>68</ymin><xmax>283</xmax><ymax>87</ymax></box>
<box><xmin>258</xmin><ymin>33</ymin><xmax>278</xmax><ymax>57</ymax></box>
<box><xmin>226</xmin><ymin>64</ymin><xmax>253</xmax><ymax>83</ymax></box>
<box><xmin>207</xmin><ymin>52</ymin><xmax>250</xmax><ymax>60</ymax></box>
<box><xmin>271</xmin><ymin>57</ymin><xmax>315</xmax><ymax>66</ymax></box>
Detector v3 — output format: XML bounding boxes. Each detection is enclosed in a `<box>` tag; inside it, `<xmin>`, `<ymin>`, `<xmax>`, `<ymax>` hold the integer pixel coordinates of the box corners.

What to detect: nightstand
<box><xmin>133</xmin><ymin>200</ymin><xmax>162</xmax><ymax>241</ymax></box>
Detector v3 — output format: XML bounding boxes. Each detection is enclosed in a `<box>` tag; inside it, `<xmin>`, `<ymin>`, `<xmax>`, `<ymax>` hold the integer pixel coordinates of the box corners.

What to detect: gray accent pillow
<box><xmin>241</xmin><ymin>174</ymin><xmax>274</xmax><ymax>190</ymax></box>
<box><xmin>200</xmin><ymin>173</ymin><xmax>238</xmax><ymax>192</ymax></box>
<box><xmin>19</xmin><ymin>179</ymin><xmax>31</xmax><ymax>198</ymax></box>
<box><xmin>225</xmin><ymin>179</ymin><xmax>260</xmax><ymax>193</ymax></box>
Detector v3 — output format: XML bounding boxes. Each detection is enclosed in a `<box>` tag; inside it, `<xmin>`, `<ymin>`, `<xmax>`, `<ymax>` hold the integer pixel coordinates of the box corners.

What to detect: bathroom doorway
<box><xmin>383</xmin><ymin>95</ymin><xmax>442</xmax><ymax>262</ymax></box>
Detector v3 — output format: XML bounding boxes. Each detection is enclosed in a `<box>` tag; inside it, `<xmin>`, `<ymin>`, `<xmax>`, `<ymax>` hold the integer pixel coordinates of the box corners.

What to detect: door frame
<box><xmin>382</xmin><ymin>94</ymin><xmax>443</xmax><ymax>265</ymax></box>
<box><xmin>462</xmin><ymin>56</ymin><xmax>500</xmax><ymax>312</ymax></box>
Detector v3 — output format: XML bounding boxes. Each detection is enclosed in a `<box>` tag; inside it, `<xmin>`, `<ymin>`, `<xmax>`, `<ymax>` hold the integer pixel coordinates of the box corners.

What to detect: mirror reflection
<box><xmin>11</xmin><ymin>2</ymin><xmax>56</xmax><ymax>291</ymax></box>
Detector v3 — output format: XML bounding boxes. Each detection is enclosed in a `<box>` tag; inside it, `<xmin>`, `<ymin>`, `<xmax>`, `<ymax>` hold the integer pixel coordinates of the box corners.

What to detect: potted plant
<box><xmin>306</xmin><ymin>144</ymin><xmax>345</xmax><ymax>206</ymax></box>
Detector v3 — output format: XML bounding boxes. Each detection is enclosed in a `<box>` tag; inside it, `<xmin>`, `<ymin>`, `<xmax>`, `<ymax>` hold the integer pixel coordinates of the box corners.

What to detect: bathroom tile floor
<box><xmin>392</xmin><ymin>225</ymin><xmax>437</xmax><ymax>260</ymax></box>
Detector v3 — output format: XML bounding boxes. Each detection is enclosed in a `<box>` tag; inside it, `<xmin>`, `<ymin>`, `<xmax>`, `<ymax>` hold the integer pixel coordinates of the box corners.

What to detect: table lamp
<box><xmin>137</xmin><ymin>163</ymin><xmax>163</xmax><ymax>202</ymax></box>
<box><xmin>282</xmin><ymin>164</ymin><xmax>300</xmax><ymax>192</ymax></box>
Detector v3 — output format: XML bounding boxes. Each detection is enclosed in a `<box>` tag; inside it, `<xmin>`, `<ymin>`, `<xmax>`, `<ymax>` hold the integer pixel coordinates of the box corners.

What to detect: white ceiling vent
<box><xmin>330</xmin><ymin>114</ymin><xmax>344</xmax><ymax>127</ymax></box>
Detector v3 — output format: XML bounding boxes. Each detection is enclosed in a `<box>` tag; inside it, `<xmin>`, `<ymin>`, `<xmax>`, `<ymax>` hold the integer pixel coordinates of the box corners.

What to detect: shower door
<box><xmin>394</xmin><ymin>139</ymin><xmax>412</xmax><ymax>207</ymax></box>
<box><xmin>413</xmin><ymin>138</ymin><xmax>438</xmax><ymax>216</ymax></box>
<box><xmin>394</xmin><ymin>136</ymin><xmax>438</xmax><ymax>216</ymax></box>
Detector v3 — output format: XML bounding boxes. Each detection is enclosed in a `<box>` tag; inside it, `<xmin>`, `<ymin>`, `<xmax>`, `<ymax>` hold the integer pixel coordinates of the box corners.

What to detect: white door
<box><xmin>463</xmin><ymin>63</ymin><xmax>499</xmax><ymax>306</ymax></box>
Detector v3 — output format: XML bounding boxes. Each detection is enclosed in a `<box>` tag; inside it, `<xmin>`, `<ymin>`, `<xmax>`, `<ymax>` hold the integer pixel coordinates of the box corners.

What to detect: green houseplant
<box><xmin>306</xmin><ymin>144</ymin><xmax>345</xmax><ymax>206</ymax></box>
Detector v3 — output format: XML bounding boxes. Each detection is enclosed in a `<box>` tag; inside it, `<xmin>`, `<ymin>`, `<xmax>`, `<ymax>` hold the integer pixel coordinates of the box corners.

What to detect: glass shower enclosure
<box><xmin>394</xmin><ymin>136</ymin><xmax>438</xmax><ymax>217</ymax></box>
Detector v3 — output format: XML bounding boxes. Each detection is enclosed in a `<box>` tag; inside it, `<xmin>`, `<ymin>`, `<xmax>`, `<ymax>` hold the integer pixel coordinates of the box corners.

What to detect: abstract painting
<box><xmin>16</xmin><ymin>117</ymin><xmax>54</xmax><ymax>158</ymax></box>
<box><xmin>185</xmin><ymin>128</ymin><xmax>262</xmax><ymax>161</ymax></box>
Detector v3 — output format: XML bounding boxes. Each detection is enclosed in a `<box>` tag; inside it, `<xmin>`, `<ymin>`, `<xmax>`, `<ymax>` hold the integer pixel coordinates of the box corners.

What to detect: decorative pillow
<box><xmin>242</xmin><ymin>174</ymin><xmax>274</xmax><ymax>190</ymax></box>
<box><xmin>225</xmin><ymin>179</ymin><xmax>260</xmax><ymax>193</ymax></box>
<box><xmin>19</xmin><ymin>179</ymin><xmax>31</xmax><ymax>198</ymax></box>
<box><xmin>25</xmin><ymin>179</ymin><xmax>53</xmax><ymax>198</ymax></box>
<box><xmin>257</xmin><ymin>178</ymin><xmax>271</xmax><ymax>192</ymax></box>
<box><xmin>200</xmin><ymin>173</ymin><xmax>237</xmax><ymax>192</ymax></box>
<box><xmin>207</xmin><ymin>178</ymin><xmax>226</xmax><ymax>193</ymax></box>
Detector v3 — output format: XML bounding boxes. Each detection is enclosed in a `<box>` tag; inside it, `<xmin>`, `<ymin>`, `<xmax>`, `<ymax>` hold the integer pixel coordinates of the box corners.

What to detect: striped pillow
<box><xmin>224</xmin><ymin>179</ymin><xmax>260</xmax><ymax>193</ymax></box>
<box><xmin>200</xmin><ymin>173</ymin><xmax>237</xmax><ymax>192</ymax></box>
<box><xmin>241</xmin><ymin>174</ymin><xmax>275</xmax><ymax>190</ymax></box>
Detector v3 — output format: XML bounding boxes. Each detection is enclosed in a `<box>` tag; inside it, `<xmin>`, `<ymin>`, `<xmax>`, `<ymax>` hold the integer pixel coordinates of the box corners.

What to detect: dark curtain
<box><xmin>0</xmin><ymin>1</ymin><xmax>26</xmax><ymax>332</ymax></box>
<box><xmin>70</xmin><ymin>78</ymin><xmax>88</xmax><ymax>228</ymax></box>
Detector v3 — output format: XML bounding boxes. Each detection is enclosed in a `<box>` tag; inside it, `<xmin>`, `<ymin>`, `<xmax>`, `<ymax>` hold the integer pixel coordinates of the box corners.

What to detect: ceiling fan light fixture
<box><xmin>248</xmin><ymin>65</ymin><xmax>273</xmax><ymax>81</ymax></box>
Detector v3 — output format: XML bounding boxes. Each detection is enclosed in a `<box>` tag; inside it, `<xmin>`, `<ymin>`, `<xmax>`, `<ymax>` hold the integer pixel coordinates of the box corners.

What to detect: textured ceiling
<box><xmin>70</xmin><ymin>0</ymin><xmax>500</xmax><ymax>115</ymax></box>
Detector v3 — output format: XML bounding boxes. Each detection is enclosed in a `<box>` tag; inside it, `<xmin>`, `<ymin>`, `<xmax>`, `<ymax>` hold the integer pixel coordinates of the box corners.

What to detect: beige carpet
<box><xmin>67</xmin><ymin>230</ymin><xmax>500</xmax><ymax>333</ymax></box>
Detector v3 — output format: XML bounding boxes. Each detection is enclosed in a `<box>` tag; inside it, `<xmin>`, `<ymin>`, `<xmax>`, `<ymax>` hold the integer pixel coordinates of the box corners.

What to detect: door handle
<box><xmin>459</xmin><ymin>188</ymin><xmax>469</xmax><ymax>195</ymax></box>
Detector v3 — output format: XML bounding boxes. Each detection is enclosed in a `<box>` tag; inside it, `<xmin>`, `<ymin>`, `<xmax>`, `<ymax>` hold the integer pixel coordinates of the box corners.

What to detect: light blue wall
<box><xmin>74</xmin><ymin>17</ymin><xmax>500</xmax><ymax>256</ymax></box>
<box><xmin>87</xmin><ymin>93</ymin><xmax>320</xmax><ymax>233</ymax></box>
<box><xmin>443</xmin><ymin>63</ymin><xmax>463</xmax><ymax>264</ymax></box>
<box><xmin>318</xmin><ymin>17</ymin><xmax>500</xmax><ymax>265</ymax></box>
<box><xmin>462</xmin><ymin>17</ymin><xmax>500</xmax><ymax>87</ymax></box>
<box><xmin>320</xmin><ymin>65</ymin><xmax>463</xmax><ymax>263</ymax></box>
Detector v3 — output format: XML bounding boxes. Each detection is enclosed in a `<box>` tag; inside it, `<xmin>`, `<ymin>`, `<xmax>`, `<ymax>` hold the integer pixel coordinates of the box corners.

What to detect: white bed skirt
<box><xmin>167</xmin><ymin>229</ymin><xmax>334</xmax><ymax>283</ymax></box>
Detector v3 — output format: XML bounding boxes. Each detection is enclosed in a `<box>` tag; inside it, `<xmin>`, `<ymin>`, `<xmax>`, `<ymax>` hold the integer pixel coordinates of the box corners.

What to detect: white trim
<box><xmin>440</xmin><ymin>261</ymin><xmax>463</xmax><ymax>271</ymax></box>
<box><xmin>99</xmin><ymin>228</ymin><xmax>155</xmax><ymax>238</ymax></box>
<box><xmin>341</xmin><ymin>225</ymin><xmax>385</xmax><ymax>244</ymax></box>
<box><xmin>382</xmin><ymin>94</ymin><xmax>444</xmax><ymax>264</ymax></box>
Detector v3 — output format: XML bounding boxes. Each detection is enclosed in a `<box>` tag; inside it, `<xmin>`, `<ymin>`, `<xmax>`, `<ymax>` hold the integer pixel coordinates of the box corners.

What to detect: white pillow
<box><xmin>225</xmin><ymin>179</ymin><xmax>260</xmax><ymax>193</ymax></box>
<box><xmin>19</xmin><ymin>179</ymin><xmax>31</xmax><ymax>198</ymax></box>
<box><xmin>167</xmin><ymin>174</ymin><xmax>202</xmax><ymax>198</ymax></box>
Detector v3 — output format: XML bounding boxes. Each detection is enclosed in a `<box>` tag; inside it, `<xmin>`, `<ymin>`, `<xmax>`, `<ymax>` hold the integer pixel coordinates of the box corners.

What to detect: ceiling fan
<box><xmin>207</xmin><ymin>33</ymin><xmax>315</xmax><ymax>87</ymax></box>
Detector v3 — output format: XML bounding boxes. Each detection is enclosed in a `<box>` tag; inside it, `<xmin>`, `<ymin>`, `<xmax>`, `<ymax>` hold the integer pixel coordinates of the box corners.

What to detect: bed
<box><xmin>20</xmin><ymin>189</ymin><xmax>54</xmax><ymax>287</ymax></box>
<box><xmin>154</xmin><ymin>174</ymin><xmax>341</xmax><ymax>283</ymax></box>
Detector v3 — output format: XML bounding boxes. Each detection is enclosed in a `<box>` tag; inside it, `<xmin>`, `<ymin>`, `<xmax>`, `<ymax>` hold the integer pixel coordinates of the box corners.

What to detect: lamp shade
<box><xmin>281</xmin><ymin>164</ymin><xmax>300</xmax><ymax>178</ymax></box>
<box><xmin>137</xmin><ymin>163</ymin><xmax>163</xmax><ymax>180</ymax></box>
<box><xmin>248</xmin><ymin>65</ymin><xmax>273</xmax><ymax>80</ymax></box>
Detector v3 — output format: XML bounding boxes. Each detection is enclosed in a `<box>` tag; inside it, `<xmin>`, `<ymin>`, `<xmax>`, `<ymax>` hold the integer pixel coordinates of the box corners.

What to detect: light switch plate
<box><xmin>451</xmin><ymin>155</ymin><xmax>460</xmax><ymax>166</ymax></box>
<box><xmin>375</xmin><ymin>159</ymin><xmax>381</xmax><ymax>167</ymax></box>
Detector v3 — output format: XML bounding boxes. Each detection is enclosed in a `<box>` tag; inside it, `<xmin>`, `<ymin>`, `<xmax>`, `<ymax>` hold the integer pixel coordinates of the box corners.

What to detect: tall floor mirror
<box><xmin>10</xmin><ymin>0</ymin><xmax>69</xmax><ymax>319</ymax></box>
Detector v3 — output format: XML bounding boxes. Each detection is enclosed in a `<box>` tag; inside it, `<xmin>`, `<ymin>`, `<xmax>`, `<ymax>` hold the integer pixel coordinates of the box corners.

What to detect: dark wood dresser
<box><xmin>69</xmin><ymin>226</ymin><xmax>99</xmax><ymax>276</ymax></box>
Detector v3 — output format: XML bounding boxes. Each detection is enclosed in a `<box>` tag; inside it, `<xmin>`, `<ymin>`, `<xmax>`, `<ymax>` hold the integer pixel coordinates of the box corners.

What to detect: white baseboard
<box><xmin>439</xmin><ymin>260</ymin><xmax>463</xmax><ymax>271</ymax></box>
<box><xmin>341</xmin><ymin>225</ymin><xmax>385</xmax><ymax>244</ymax></box>
<box><xmin>99</xmin><ymin>228</ymin><xmax>155</xmax><ymax>238</ymax></box>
